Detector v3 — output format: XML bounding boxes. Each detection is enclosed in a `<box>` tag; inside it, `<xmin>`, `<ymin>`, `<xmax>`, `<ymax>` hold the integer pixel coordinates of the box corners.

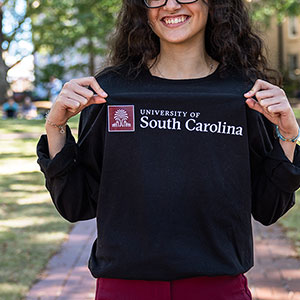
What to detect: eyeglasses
<box><xmin>144</xmin><ymin>0</ymin><xmax>198</xmax><ymax>9</ymax></box>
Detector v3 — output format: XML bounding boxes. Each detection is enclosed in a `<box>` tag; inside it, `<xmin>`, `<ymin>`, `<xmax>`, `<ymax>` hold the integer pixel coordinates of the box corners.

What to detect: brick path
<box><xmin>26</xmin><ymin>219</ymin><xmax>97</xmax><ymax>300</ymax></box>
<box><xmin>247</xmin><ymin>220</ymin><xmax>300</xmax><ymax>300</ymax></box>
<box><xmin>26</xmin><ymin>219</ymin><xmax>300</xmax><ymax>300</ymax></box>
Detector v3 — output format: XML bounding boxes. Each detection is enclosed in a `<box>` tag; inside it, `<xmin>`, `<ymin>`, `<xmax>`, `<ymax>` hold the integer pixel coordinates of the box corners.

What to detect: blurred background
<box><xmin>0</xmin><ymin>0</ymin><xmax>300</xmax><ymax>299</ymax></box>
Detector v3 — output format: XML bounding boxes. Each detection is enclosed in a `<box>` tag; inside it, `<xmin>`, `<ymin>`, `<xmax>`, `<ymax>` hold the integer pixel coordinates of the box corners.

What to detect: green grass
<box><xmin>0</xmin><ymin>117</ymin><xmax>81</xmax><ymax>300</ymax></box>
<box><xmin>279</xmin><ymin>190</ymin><xmax>300</xmax><ymax>257</ymax></box>
<box><xmin>293</xmin><ymin>108</ymin><xmax>300</xmax><ymax>120</ymax></box>
<box><xmin>0</xmin><ymin>114</ymin><xmax>80</xmax><ymax>135</ymax></box>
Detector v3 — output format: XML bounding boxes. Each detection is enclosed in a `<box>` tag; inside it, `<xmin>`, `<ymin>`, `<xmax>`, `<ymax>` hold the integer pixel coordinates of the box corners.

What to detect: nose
<box><xmin>163</xmin><ymin>0</ymin><xmax>181</xmax><ymax>11</ymax></box>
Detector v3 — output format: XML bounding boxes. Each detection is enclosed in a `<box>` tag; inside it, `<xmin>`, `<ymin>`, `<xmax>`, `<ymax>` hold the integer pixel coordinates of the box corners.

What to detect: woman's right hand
<box><xmin>46</xmin><ymin>76</ymin><xmax>108</xmax><ymax>125</ymax></box>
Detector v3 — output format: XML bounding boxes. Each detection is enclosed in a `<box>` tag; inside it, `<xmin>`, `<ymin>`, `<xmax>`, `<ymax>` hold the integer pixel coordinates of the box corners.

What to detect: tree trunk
<box><xmin>277</xmin><ymin>22</ymin><xmax>284</xmax><ymax>73</ymax></box>
<box><xmin>88</xmin><ymin>39</ymin><xmax>95</xmax><ymax>76</ymax></box>
<box><xmin>0</xmin><ymin>7</ymin><xmax>9</xmax><ymax>104</ymax></box>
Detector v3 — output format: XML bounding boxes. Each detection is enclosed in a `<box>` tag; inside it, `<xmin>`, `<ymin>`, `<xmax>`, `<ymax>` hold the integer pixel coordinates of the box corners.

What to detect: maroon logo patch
<box><xmin>108</xmin><ymin>105</ymin><xmax>135</xmax><ymax>132</ymax></box>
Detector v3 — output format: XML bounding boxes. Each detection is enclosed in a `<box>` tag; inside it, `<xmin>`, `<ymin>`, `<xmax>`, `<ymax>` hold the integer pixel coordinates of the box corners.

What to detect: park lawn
<box><xmin>279</xmin><ymin>190</ymin><xmax>300</xmax><ymax>257</ymax></box>
<box><xmin>0</xmin><ymin>114</ymin><xmax>80</xmax><ymax>135</ymax></box>
<box><xmin>0</xmin><ymin>116</ymin><xmax>79</xmax><ymax>300</ymax></box>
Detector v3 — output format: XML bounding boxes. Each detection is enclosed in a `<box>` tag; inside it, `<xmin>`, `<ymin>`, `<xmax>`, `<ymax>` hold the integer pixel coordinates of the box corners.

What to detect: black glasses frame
<box><xmin>144</xmin><ymin>0</ymin><xmax>198</xmax><ymax>9</ymax></box>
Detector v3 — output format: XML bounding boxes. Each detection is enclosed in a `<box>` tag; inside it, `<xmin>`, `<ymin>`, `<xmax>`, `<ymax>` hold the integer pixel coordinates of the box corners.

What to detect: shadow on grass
<box><xmin>1</xmin><ymin>171</ymin><xmax>44</xmax><ymax>190</ymax></box>
<box><xmin>0</xmin><ymin>118</ymin><xmax>79</xmax><ymax>300</ymax></box>
<box><xmin>0</xmin><ymin>153</ymin><xmax>37</xmax><ymax>159</ymax></box>
<box><xmin>0</xmin><ymin>220</ymin><xmax>72</xmax><ymax>300</ymax></box>
<box><xmin>0</xmin><ymin>115</ymin><xmax>79</xmax><ymax>135</ymax></box>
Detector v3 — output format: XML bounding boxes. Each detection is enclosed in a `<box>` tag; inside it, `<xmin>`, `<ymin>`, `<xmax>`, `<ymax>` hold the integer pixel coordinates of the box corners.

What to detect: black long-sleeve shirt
<box><xmin>37</xmin><ymin>64</ymin><xmax>300</xmax><ymax>280</ymax></box>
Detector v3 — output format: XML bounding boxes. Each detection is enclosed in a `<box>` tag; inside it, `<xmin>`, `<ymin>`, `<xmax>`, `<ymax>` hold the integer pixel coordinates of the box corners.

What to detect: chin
<box><xmin>161</xmin><ymin>36</ymin><xmax>195</xmax><ymax>45</ymax></box>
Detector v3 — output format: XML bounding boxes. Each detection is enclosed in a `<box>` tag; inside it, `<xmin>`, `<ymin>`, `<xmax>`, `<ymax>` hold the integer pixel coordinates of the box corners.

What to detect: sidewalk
<box><xmin>26</xmin><ymin>219</ymin><xmax>300</xmax><ymax>300</ymax></box>
<box><xmin>26</xmin><ymin>219</ymin><xmax>97</xmax><ymax>300</ymax></box>
<box><xmin>247</xmin><ymin>220</ymin><xmax>300</xmax><ymax>300</ymax></box>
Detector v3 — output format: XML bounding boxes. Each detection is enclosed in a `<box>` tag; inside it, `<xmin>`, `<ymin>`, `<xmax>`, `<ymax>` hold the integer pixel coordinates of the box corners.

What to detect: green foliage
<box><xmin>248</xmin><ymin>0</ymin><xmax>300</xmax><ymax>24</ymax></box>
<box><xmin>30</xmin><ymin>0</ymin><xmax>121</xmax><ymax>76</ymax></box>
<box><xmin>282</xmin><ymin>76</ymin><xmax>300</xmax><ymax>99</ymax></box>
<box><xmin>35</xmin><ymin>63</ymin><xmax>65</xmax><ymax>84</ymax></box>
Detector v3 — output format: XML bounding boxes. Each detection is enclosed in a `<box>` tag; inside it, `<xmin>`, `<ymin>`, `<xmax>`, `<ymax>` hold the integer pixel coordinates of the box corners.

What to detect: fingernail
<box><xmin>101</xmin><ymin>91</ymin><xmax>108</xmax><ymax>97</ymax></box>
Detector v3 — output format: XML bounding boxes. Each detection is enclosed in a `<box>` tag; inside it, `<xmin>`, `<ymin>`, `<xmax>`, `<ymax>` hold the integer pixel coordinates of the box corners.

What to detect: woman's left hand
<box><xmin>244</xmin><ymin>79</ymin><xmax>299</xmax><ymax>139</ymax></box>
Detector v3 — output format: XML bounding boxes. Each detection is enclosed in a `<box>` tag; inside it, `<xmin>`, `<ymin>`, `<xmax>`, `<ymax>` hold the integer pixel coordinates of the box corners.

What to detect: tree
<box><xmin>0</xmin><ymin>0</ymin><xmax>32</xmax><ymax>103</ymax></box>
<box><xmin>0</xmin><ymin>0</ymin><xmax>120</xmax><ymax>102</ymax></box>
<box><xmin>30</xmin><ymin>0</ymin><xmax>120</xmax><ymax>77</ymax></box>
<box><xmin>248</xmin><ymin>0</ymin><xmax>300</xmax><ymax>72</ymax></box>
<box><xmin>0</xmin><ymin>3</ymin><xmax>9</xmax><ymax>102</ymax></box>
<box><xmin>248</xmin><ymin>0</ymin><xmax>300</xmax><ymax>24</ymax></box>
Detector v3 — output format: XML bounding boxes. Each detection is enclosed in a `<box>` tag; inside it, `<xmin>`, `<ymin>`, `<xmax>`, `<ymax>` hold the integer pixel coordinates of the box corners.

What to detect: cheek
<box><xmin>193</xmin><ymin>2</ymin><xmax>209</xmax><ymax>19</ymax></box>
<box><xmin>147</xmin><ymin>10</ymin><xmax>162</xmax><ymax>36</ymax></box>
<box><xmin>147</xmin><ymin>9</ymin><xmax>158</xmax><ymax>27</ymax></box>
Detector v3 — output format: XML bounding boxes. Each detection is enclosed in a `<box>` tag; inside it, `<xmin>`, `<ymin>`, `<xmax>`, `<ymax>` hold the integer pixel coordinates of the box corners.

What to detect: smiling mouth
<box><xmin>162</xmin><ymin>15</ymin><xmax>190</xmax><ymax>26</ymax></box>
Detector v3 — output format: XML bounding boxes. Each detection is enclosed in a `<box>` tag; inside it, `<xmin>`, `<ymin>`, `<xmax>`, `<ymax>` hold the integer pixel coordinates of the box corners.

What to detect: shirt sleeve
<box><xmin>36</xmin><ymin>104</ymin><xmax>106</xmax><ymax>223</ymax></box>
<box><xmin>247</xmin><ymin>107</ymin><xmax>300</xmax><ymax>225</ymax></box>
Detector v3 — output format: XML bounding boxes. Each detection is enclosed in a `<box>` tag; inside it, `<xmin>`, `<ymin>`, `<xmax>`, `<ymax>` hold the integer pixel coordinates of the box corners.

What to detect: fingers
<box><xmin>69</xmin><ymin>81</ymin><xmax>107</xmax><ymax>107</ymax></box>
<box><xmin>65</xmin><ymin>93</ymin><xmax>106</xmax><ymax>113</ymax></box>
<box><xmin>49</xmin><ymin>76</ymin><xmax>108</xmax><ymax>123</ymax></box>
<box><xmin>58</xmin><ymin>76</ymin><xmax>107</xmax><ymax>106</ymax></box>
<box><xmin>68</xmin><ymin>91</ymin><xmax>89</xmax><ymax>106</ymax></box>
<box><xmin>72</xmin><ymin>77</ymin><xmax>108</xmax><ymax>97</ymax></box>
<box><xmin>245</xmin><ymin>98</ymin><xmax>265</xmax><ymax>115</ymax></box>
<box><xmin>266</xmin><ymin>103</ymin><xmax>284</xmax><ymax>114</ymax></box>
<box><xmin>72</xmin><ymin>83</ymin><xmax>95</xmax><ymax>99</ymax></box>
<box><xmin>255</xmin><ymin>90</ymin><xmax>275</xmax><ymax>101</ymax></box>
<box><xmin>90</xmin><ymin>95</ymin><xmax>108</xmax><ymax>105</ymax></box>
<box><xmin>245</xmin><ymin>97</ymin><xmax>282</xmax><ymax>115</ymax></box>
<box><xmin>64</xmin><ymin>98</ymin><xmax>81</xmax><ymax>114</ymax></box>
<box><xmin>245</xmin><ymin>79</ymin><xmax>298</xmax><ymax>135</ymax></box>
<box><xmin>244</xmin><ymin>79</ymin><xmax>289</xmax><ymax>113</ymax></box>
<box><xmin>244</xmin><ymin>79</ymin><xmax>275</xmax><ymax>98</ymax></box>
<box><xmin>258</xmin><ymin>97</ymin><xmax>280</xmax><ymax>110</ymax></box>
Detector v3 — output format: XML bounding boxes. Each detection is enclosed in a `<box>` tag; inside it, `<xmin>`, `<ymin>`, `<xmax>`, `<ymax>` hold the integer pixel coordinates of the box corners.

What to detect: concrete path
<box><xmin>26</xmin><ymin>219</ymin><xmax>300</xmax><ymax>300</ymax></box>
<box><xmin>0</xmin><ymin>130</ymin><xmax>78</xmax><ymax>140</ymax></box>
<box><xmin>0</xmin><ymin>132</ymin><xmax>41</xmax><ymax>140</ymax></box>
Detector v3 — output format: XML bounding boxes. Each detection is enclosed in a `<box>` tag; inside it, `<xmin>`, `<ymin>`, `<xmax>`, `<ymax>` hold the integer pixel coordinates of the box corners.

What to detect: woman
<box><xmin>37</xmin><ymin>0</ymin><xmax>300</xmax><ymax>299</ymax></box>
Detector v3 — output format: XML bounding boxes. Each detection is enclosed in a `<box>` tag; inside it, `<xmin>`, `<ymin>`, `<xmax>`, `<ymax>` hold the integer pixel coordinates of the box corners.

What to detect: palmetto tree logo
<box><xmin>112</xmin><ymin>109</ymin><xmax>131</xmax><ymax>127</ymax></box>
<box><xmin>108</xmin><ymin>105</ymin><xmax>135</xmax><ymax>132</ymax></box>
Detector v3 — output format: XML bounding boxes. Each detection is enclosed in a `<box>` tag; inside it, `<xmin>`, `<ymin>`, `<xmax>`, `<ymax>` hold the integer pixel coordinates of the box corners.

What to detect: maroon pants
<box><xmin>95</xmin><ymin>274</ymin><xmax>252</xmax><ymax>300</ymax></box>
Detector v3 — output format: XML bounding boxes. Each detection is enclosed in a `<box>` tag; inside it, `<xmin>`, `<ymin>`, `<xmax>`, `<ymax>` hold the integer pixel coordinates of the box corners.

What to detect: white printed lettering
<box><xmin>185</xmin><ymin>119</ymin><xmax>196</xmax><ymax>131</ymax></box>
<box><xmin>235</xmin><ymin>127</ymin><xmax>243</xmax><ymax>136</ymax></box>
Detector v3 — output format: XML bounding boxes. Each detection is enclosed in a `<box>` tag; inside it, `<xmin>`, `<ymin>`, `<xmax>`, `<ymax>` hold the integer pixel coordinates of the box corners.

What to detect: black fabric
<box><xmin>37</xmin><ymin>64</ymin><xmax>300</xmax><ymax>281</ymax></box>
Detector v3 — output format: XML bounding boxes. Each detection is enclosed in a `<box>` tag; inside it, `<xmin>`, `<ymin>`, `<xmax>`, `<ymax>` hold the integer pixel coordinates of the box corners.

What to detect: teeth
<box><xmin>164</xmin><ymin>16</ymin><xmax>187</xmax><ymax>25</ymax></box>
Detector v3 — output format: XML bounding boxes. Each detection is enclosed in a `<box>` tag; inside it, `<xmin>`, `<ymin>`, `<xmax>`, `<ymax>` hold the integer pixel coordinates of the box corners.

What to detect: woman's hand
<box><xmin>244</xmin><ymin>79</ymin><xmax>299</xmax><ymax>139</ymax></box>
<box><xmin>47</xmin><ymin>77</ymin><xmax>108</xmax><ymax>126</ymax></box>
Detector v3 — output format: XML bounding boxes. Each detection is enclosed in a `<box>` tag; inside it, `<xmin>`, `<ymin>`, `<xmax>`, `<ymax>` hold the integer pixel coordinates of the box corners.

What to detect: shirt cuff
<box><xmin>263</xmin><ymin>138</ymin><xmax>300</xmax><ymax>193</ymax></box>
<box><xmin>37</xmin><ymin>125</ymin><xmax>78</xmax><ymax>179</ymax></box>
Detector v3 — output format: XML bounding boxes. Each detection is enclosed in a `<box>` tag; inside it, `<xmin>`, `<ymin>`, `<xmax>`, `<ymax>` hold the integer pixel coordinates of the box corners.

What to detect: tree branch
<box><xmin>7</xmin><ymin>52</ymin><xmax>35</xmax><ymax>71</ymax></box>
<box><xmin>7</xmin><ymin>58</ymin><xmax>22</xmax><ymax>70</ymax></box>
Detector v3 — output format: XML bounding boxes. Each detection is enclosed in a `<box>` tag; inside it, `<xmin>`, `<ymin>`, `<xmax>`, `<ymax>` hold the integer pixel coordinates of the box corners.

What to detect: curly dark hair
<box><xmin>100</xmin><ymin>0</ymin><xmax>281</xmax><ymax>85</ymax></box>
